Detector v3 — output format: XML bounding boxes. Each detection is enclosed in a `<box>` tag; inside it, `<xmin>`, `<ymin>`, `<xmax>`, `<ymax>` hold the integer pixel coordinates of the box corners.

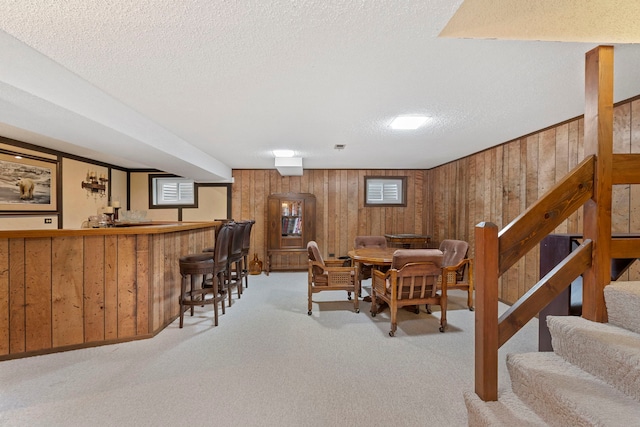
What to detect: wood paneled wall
<box><xmin>231</xmin><ymin>169</ymin><xmax>427</xmax><ymax>270</ymax></box>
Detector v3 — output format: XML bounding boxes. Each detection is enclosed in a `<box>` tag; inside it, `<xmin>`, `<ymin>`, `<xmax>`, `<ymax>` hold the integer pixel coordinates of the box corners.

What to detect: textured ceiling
<box><xmin>1</xmin><ymin>1</ymin><xmax>640</xmax><ymax>182</ymax></box>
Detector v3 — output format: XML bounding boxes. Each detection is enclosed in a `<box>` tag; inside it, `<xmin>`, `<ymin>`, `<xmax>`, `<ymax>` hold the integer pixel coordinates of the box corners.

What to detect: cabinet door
<box><xmin>267</xmin><ymin>197</ymin><xmax>281</xmax><ymax>249</ymax></box>
<box><xmin>280</xmin><ymin>199</ymin><xmax>304</xmax><ymax>248</ymax></box>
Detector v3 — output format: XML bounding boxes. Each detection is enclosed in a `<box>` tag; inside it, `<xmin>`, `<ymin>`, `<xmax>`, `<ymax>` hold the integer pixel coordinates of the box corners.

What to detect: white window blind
<box><xmin>365</xmin><ymin>177</ymin><xmax>405</xmax><ymax>205</ymax></box>
<box><xmin>153</xmin><ymin>177</ymin><xmax>195</xmax><ymax>206</ymax></box>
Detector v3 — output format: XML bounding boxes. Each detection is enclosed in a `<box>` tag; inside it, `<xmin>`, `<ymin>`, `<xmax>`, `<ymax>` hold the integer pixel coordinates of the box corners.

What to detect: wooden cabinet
<box><xmin>266</xmin><ymin>193</ymin><xmax>316</xmax><ymax>274</ymax></box>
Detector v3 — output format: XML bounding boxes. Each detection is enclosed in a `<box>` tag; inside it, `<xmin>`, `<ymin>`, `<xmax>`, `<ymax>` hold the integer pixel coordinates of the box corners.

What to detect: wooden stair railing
<box><xmin>474</xmin><ymin>156</ymin><xmax>595</xmax><ymax>402</ymax></box>
<box><xmin>498</xmin><ymin>156</ymin><xmax>594</xmax><ymax>276</ymax></box>
<box><xmin>472</xmin><ymin>46</ymin><xmax>640</xmax><ymax>404</ymax></box>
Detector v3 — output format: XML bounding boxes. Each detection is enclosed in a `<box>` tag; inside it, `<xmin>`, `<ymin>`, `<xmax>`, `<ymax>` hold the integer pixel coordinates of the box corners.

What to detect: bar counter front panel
<box><xmin>0</xmin><ymin>222</ymin><xmax>218</xmax><ymax>360</ymax></box>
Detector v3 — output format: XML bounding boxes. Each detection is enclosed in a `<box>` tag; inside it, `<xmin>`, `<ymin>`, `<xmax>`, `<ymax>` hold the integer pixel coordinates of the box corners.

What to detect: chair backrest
<box><xmin>354</xmin><ymin>235</ymin><xmax>387</xmax><ymax>249</ymax></box>
<box><xmin>439</xmin><ymin>239</ymin><xmax>469</xmax><ymax>281</ymax></box>
<box><xmin>391</xmin><ymin>249</ymin><xmax>443</xmax><ymax>298</ymax></box>
<box><xmin>214</xmin><ymin>222</ymin><xmax>233</xmax><ymax>267</ymax></box>
<box><xmin>229</xmin><ymin>222</ymin><xmax>245</xmax><ymax>260</ymax></box>
<box><xmin>438</xmin><ymin>239</ymin><xmax>469</xmax><ymax>267</ymax></box>
<box><xmin>391</xmin><ymin>249</ymin><xmax>443</xmax><ymax>270</ymax></box>
<box><xmin>307</xmin><ymin>241</ymin><xmax>325</xmax><ymax>276</ymax></box>
<box><xmin>241</xmin><ymin>220</ymin><xmax>255</xmax><ymax>254</ymax></box>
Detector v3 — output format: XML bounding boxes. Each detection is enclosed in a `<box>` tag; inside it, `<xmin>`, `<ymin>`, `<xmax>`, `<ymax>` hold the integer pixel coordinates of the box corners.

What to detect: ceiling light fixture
<box><xmin>389</xmin><ymin>115</ymin><xmax>429</xmax><ymax>130</ymax></box>
<box><xmin>275</xmin><ymin>157</ymin><xmax>303</xmax><ymax>176</ymax></box>
<box><xmin>273</xmin><ymin>149</ymin><xmax>295</xmax><ymax>157</ymax></box>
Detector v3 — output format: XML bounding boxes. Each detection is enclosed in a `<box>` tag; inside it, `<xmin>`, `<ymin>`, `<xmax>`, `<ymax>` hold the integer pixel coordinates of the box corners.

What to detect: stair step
<box><xmin>605</xmin><ymin>281</ymin><xmax>640</xmax><ymax>334</ymax></box>
<box><xmin>508</xmin><ymin>352</ymin><xmax>640</xmax><ymax>426</ymax></box>
<box><xmin>464</xmin><ymin>390</ymin><xmax>548</xmax><ymax>426</ymax></box>
<box><xmin>548</xmin><ymin>315</ymin><xmax>640</xmax><ymax>402</ymax></box>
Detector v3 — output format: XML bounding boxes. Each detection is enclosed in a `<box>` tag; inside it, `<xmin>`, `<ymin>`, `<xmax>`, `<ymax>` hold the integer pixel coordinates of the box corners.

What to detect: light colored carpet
<box><xmin>548</xmin><ymin>315</ymin><xmax>640</xmax><ymax>402</ymax></box>
<box><xmin>605</xmin><ymin>281</ymin><xmax>640</xmax><ymax>335</ymax></box>
<box><xmin>0</xmin><ymin>272</ymin><xmax>538</xmax><ymax>427</ymax></box>
<box><xmin>507</xmin><ymin>351</ymin><xmax>640</xmax><ymax>426</ymax></box>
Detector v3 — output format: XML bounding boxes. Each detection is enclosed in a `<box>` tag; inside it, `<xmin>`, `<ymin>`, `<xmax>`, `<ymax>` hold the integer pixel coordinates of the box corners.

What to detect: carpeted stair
<box><xmin>464</xmin><ymin>281</ymin><xmax>640</xmax><ymax>426</ymax></box>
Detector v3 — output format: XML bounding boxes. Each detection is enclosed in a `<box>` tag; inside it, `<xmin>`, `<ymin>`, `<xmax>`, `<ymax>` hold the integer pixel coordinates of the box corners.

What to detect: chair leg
<box><xmin>389</xmin><ymin>302</ymin><xmax>397</xmax><ymax>337</ymax></box>
<box><xmin>218</xmin><ymin>273</ymin><xmax>226</xmax><ymax>315</ymax></box>
<box><xmin>212</xmin><ymin>275</ymin><xmax>219</xmax><ymax>327</ymax></box>
<box><xmin>226</xmin><ymin>271</ymin><xmax>233</xmax><ymax>306</ymax></box>
<box><xmin>190</xmin><ymin>275</ymin><xmax>197</xmax><ymax>316</ymax></box>
<box><xmin>179</xmin><ymin>274</ymin><xmax>187</xmax><ymax>328</ymax></box>
<box><xmin>307</xmin><ymin>282</ymin><xmax>313</xmax><ymax>315</ymax></box>
<box><xmin>236</xmin><ymin>262</ymin><xmax>242</xmax><ymax>298</ymax></box>
<box><xmin>243</xmin><ymin>254</ymin><xmax>249</xmax><ymax>288</ymax></box>
<box><xmin>370</xmin><ymin>291</ymin><xmax>378</xmax><ymax>316</ymax></box>
<box><xmin>439</xmin><ymin>295</ymin><xmax>447</xmax><ymax>333</ymax></box>
<box><xmin>353</xmin><ymin>290</ymin><xmax>359</xmax><ymax>313</ymax></box>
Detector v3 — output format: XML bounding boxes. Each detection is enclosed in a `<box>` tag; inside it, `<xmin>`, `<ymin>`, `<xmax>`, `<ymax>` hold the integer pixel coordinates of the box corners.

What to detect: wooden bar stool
<box><xmin>178</xmin><ymin>253</ymin><xmax>221</xmax><ymax>328</ymax></box>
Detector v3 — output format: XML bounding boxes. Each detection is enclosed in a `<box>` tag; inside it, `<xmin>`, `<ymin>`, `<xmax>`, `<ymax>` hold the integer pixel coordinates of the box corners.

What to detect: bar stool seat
<box><xmin>179</xmin><ymin>253</ymin><xmax>222</xmax><ymax>328</ymax></box>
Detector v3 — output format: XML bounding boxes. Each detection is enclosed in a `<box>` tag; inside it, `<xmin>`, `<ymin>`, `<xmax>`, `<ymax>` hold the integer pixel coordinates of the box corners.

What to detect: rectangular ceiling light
<box><xmin>390</xmin><ymin>115</ymin><xmax>429</xmax><ymax>130</ymax></box>
<box><xmin>273</xmin><ymin>149</ymin><xmax>295</xmax><ymax>157</ymax></box>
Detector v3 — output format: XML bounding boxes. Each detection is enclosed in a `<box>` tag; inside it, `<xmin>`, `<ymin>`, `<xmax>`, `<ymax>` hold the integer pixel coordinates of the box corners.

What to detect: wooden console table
<box><xmin>385</xmin><ymin>233</ymin><xmax>432</xmax><ymax>249</ymax></box>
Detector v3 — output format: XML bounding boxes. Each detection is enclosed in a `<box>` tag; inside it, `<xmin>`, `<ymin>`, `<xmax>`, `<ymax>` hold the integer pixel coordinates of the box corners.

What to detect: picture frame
<box><xmin>0</xmin><ymin>152</ymin><xmax>57</xmax><ymax>212</ymax></box>
<box><xmin>364</xmin><ymin>176</ymin><xmax>407</xmax><ymax>207</ymax></box>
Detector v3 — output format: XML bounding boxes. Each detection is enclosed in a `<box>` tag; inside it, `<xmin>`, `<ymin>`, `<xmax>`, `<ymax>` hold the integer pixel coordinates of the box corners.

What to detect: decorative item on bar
<box><xmin>110</xmin><ymin>198</ymin><xmax>121</xmax><ymax>221</ymax></box>
<box><xmin>82</xmin><ymin>170</ymin><xmax>108</xmax><ymax>198</ymax></box>
<box><xmin>103</xmin><ymin>205</ymin><xmax>115</xmax><ymax>225</ymax></box>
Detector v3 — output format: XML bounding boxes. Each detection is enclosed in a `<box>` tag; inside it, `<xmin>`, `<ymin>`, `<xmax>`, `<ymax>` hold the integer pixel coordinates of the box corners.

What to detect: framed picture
<box><xmin>0</xmin><ymin>153</ymin><xmax>58</xmax><ymax>212</ymax></box>
<box><xmin>364</xmin><ymin>176</ymin><xmax>407</xmax><ymax>207</ymax></box>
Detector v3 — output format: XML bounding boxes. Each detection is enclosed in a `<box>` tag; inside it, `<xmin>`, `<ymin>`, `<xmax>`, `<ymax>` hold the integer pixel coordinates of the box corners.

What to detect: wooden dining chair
<box><xmin>438</xmin><ymin>239</ymin><xmax>474</xmax><ymax>311</ymax></box>
<box><xmin>371</xmin><ymin>249</ymin><xmax>445</xmax><ymax>336</ymax></box>
<box><xmin>307</xmin><ymin>241</ymin><xmax>359</xmax><ymax>315</ymax></box>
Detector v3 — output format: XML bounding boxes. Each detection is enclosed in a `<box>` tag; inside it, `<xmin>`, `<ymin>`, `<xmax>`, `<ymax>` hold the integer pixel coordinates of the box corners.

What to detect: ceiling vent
<box><xmin>275</xmin><ymin>157</ymin><xmax>303</xmax><ymax>176</ymax></box>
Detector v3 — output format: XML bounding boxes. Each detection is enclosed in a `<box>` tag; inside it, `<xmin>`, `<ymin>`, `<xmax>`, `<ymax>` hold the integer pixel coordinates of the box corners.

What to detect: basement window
<box><xmin>149</xmin><ymin>174</ymin><xmax>197</xmax><ymax>208</ymax></box>
<box><xmin>364</xmin><ymin>176</ymin><xmax>407</xmax><ymax>207</ymax></box>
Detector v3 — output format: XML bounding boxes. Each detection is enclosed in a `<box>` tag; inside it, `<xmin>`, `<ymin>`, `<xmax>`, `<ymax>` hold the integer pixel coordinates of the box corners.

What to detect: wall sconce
<box><xmin>82</xmin><ymin>170</ymin><xmax>108</xmax><ymax>198</ymax></box>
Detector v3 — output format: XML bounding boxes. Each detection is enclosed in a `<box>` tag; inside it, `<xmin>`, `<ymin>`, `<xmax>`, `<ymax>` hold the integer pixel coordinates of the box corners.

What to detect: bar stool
<box><xmin>227</xmin><ymin>221</ymin><xmax>247</xmax><ymax>297</ymax></box>
<box><xmin>178</xmin><ymin>253</ymin><xmax>221</xmax><ymax>328</ymax></box>
<box><xmin>222</xmin><ymin>222</ymin><xmax>244</xmax><ymax>305</ymax></box>
<box><xmin>240</xmin><ymin>220</ymin><xmax>255</xmax><ymax>288</ymax></box>
<box><xmin>203</xmin><ymin>221</ymin><xmax>233</xmax><ymax>306</ymax></box>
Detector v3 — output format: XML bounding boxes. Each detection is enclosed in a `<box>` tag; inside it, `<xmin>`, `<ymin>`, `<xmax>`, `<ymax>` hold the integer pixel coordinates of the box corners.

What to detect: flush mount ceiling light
<box><xmin>389</xmin><ymin>115</ymin><xmax>429</xmax><ymax>130</ymax></box>
<box><xmin>273</xmin><ymin>149</ymin><xmax>295</xmax><ymax>157</ymax></box>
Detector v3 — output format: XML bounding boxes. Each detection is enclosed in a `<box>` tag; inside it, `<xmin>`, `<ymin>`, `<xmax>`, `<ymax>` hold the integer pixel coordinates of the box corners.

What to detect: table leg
<box><xmin>265</xmin><ymin>253</ymin><xmax>271</xmax><ymax>276</ymax></box>
<box><xmin>354</xmin><ymin>260</ymin><xmax>362</xmax><ymax>298</ymax></box>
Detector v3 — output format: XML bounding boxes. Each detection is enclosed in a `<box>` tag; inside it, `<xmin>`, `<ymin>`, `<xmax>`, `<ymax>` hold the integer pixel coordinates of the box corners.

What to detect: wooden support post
<box><xmin>474</xmin><ymin>222</ymin><xmax>499</xmax><ymax>401</ymax></box>
<box><xmin>582</xmin><ymin>45</ymin><xmax>613</xmax><ymax>323</ymax></box>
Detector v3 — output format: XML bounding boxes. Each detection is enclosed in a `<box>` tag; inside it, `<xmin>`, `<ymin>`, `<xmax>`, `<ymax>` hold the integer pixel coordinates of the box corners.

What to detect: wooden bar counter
<box><xmin>0</xmin><ymin>221</ymin><xmax>219</xmax><ymax>360</ymax></box>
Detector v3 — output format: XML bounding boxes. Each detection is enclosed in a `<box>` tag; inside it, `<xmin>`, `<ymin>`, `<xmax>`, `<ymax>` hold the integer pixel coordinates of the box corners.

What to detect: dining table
<box><xmin>347</xmin><ymin>247</ymin><xmax>398</xmax><ymax>304</ymax></box>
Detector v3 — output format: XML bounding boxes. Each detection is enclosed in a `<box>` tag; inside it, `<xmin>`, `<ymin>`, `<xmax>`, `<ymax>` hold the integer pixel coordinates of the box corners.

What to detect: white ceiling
<box><xmin>1</xmin><ymin>1</ymin><xmax>640</xmax><ymax>182</ymax></box>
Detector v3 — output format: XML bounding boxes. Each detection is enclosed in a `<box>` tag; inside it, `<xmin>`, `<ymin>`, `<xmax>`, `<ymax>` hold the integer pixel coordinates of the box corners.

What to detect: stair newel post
<box><xmin>474</xmin><ymin>221</ymin><xmax>500</xmax><ymax>401</ymax></box>
<box><xmin>583</xmin><ymin>45</ymin><xmax>614</xmax><ymax>323</ymax></box>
